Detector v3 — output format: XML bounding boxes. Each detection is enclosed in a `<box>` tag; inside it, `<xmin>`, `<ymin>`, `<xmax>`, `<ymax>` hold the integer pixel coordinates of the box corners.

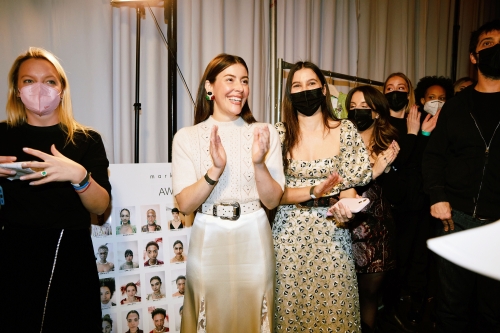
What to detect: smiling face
<box><xmin>151</xmin><ymin>279</ymin><xmax>161</xmax><ymax>293</ymax></box>
<box><xmin>146</xmin><ymin>245</ymin><xmax>158</xmax><ymax>260</ymax></box>
<box><xmin>206</xmin><ymin>63</ymin><xmax>249</xmax><ymax>121</ymax></box>
<box><xmin>100</xmin><ymin>286</ymin><xmax>111</xmax><ymax>304</ymax></box>
<box><xmin>126</xmin><ymin>313</ymin><xmax>139</xmax><ymax>330</ymax></box>
<box><xmin>153</xmin><ymin>313</ymin><xmax>165</xmax><ymax>330</ymax></box>
<box><xmin>16</xmin><ymin>58</ymin><xmax>62</xmax><ymax>125</ymax></box>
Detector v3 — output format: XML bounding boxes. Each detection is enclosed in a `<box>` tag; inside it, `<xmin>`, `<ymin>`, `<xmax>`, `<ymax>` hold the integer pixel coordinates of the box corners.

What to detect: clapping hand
<box><xmin>373</xmin><ymin>140</ymin><xmax>399</xmax><ymax>178</ymax></box>
<box><xmin>19</xmin><ymin>145</ymin><xmax>86</xmax><ymax>185</ymax></box>
<box><xmin>252</xmin><ymin>126</ymin><xmax>270</xmax><ymax>165</ymax></box>
<box><xmin>407</xmin><ymin>105</ymin><xmax>421</xmax><ymax>135</ymax></box>
<box><xmin>209</xmin><ymin>125</ymin><xmax>226</xmax><ymax>175</ymax></box>
<box><xmin>312</xmin><ymin>172</ymin><xmax>342</xmax><ymax>197</ymax></box>
<box><xmin>421</xmin><ymin>109</ymin><xmax>441</xmax><ymax>133</ymax></box>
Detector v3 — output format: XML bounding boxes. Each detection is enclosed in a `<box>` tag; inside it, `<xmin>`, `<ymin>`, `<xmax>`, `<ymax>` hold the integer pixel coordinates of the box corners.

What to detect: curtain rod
<box><xmin>281</xmin><ymin>60</ymin><xmax>384</xmax><ymax>86</ymax></box>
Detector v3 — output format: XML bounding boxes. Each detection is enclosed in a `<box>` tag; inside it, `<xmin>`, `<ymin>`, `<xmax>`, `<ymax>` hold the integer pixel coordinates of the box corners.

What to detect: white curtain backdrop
<box><xmin>1</xmin><ymin>0</ymin><xmax>498</xmax><ymax>164</ymax></box>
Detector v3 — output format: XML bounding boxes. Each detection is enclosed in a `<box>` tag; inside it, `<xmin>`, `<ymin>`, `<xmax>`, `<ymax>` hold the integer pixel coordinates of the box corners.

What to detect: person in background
<box><xmin>100</xmin><ymin>278</ymin><xmax>116</xmax><ymax>309</ymax></box>
<box><xmin>273</xmin><ymin>61</ymin><xmax>372</xmax><ymax>333</ymax></box>
<box><xmin>144</xmin><ymin>241</ymin><xmax>164</xmax><ymax>266</ymax></box>
<box><xmin>120</xmin><ymin>282</ymin><xmax>141</xmax><ymax>304</ymax></box>
<box><xmin>452</xmin><ymin>76</ymin><xmax>474</xmax><ymax>94</ymax></box>
<box><xmin>97</xmin><ymin>244</ymin><xmax>115</xmax><ymax>272</ymax></box>
<box><xmin>172</xmin><ymin>276</ymin><xmax>186</xmax><ymax>297</ymax></box>
<box><xmin>146</xmin><ymin>276</ymin><xmax>166</xmax><ymax>300</ymax></box>
<box><xmin>102</xmin><ymin>314</ymin><xmax>113</xmax><ymax>333</ymax></box>
<box><xmin>117</xmin><ymin>208</ymin><xmax>136</xmax><ymax>235</ymax></box>
<box><xmin>125</xmin><ymin>310</ymin><xmax>144</xmax><ymax>333</ymax></box>
<box><xmin>172</xmin><ymin>53</ymin><xmax>285</xmax><ymax>332</ymax></box>
<box><xmin>346</xmin><ymin>85</ymin><xmax>399</xmax><ymax>332</ymax></box>
<box><xmin>414</xmin><ymin>76</ymin><xmax>454</xmax><ymax>117</ymax></box>
<box><xmin>170</xmin><ymin>240</ymin><xmax>187</xmax><ymax>263</ymax></box>
<box><xmin>423</xmin><ymin>19</ymin><xmax>500</xmax><ymax>333</ymax></box>
<box><xmin>149</xmin><ymin>308</ymin><xmax>169</xmax><ymax>333</ymax></box>
<box><xmin>0</xmin><ymin>47</ymin><xmax>111</xmax><ymax>332</ymax></box>
<box><xmin>379</xmin><ymin>72</ymin><xmax>439</xmax><ymax>330</ymax></box>
<box><xmin>120</xmin><ymin>249</ymin><xmax>140</xmax><ymax>270</ymax></box>
<box><xmin>142</xmin><ymin>209</ymin><xmax>161</xmax><ymax>232</ymax></box>
<box><xmin>169</xmin><ymin>208</ymin><xmax>184</xmax><ymax>229</ymax></box>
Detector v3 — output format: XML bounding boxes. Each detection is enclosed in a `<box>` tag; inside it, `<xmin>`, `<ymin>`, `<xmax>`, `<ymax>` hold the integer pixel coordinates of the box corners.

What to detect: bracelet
<box><xmin>75</xmin><ymin>179</ymin><xmax>92</xmax><ymax>193</ymax></box>
<box><xmin>421</xmin><ymin>130</ymin><xmax>431</xmax><ymax>137</ymax></box>
<box><xmin>72</xmin><ymin>171</ymin><xmax>90</xmax><ymax>188</ymax></box>
<box><xmin>204</xmin><ymin>172</ymin><xmax>217</xmax><ymax>186</ymax></box>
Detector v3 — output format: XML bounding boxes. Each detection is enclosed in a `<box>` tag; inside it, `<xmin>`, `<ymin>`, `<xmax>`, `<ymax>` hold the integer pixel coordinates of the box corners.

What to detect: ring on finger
<box><xmin>41</xmin><ymin>170</ymin><xmax>48</xmax><ymax>177</ymax></box>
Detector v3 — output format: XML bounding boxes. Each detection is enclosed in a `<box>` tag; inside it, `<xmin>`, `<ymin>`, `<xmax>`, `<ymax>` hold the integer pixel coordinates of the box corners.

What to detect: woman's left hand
<box><xmin>407</xmin><ymin>105</ymin><xmax>421</xmax><ymax>135</ymax></box>
<box><xmin>252</xmin><ymin>126</ymin><xmax>270</xmax><ymax>165</ymax></box>
<box><xmin>421</xmin><ymin>109</ymin><xmax>441</xmax><ymax>133</ymax></box>
<box><xmin>19</xmin><ymin>144</ymin><xmax>86</xmax><ymax>185</ymax></box>
<box><xmin>327</xmin><ymin>201</ymin><xmax>353</xmax><ymax>224</ymax></box>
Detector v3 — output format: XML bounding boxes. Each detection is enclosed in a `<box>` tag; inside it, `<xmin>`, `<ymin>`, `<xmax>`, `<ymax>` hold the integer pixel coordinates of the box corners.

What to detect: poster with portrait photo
<box><xmin>146</xmin><ymin>303</ymin><xmax>170</xmax><ymax>333</ymax></box>
<box><xmin>122</xmin><ymin>308</ymin><xmax>145</xmax><ymax>333</ymax></box>
<box><xmin>166</xmin><ymin>205</ymin><xmax>192</xmax><ymax>230</ymax></box>
<box><xmin>100</xmin><ymin>277</ymin><xmax>117</xmax><ymax>310</ymax></box>
<box><xmin>140</xmin><ymin>204</ymin><xmax>162</xmax><ymax>233</ymax></box>
<box><xmin>115</xmin><ymin>206</ymin><xmax>137</xmax><ymax>236</ymax></box>
<box><xmin>118</xmin><ymin>274</ymin><xmax>142</xmax><ymax>305</ymax></box>
<box><xmin>95</xmin><ymin>242</ymin><xmax>115</xmax><ymax>274</ymax></box>
<box><xmin>92</xmin><ymin>211</ymin><xmax>113</xmax><ymax>237</ymax></box>
<box><xmin>170</xmin><ymin>268</ymin><xmax>186</xmax><ymax>299</ymax></box>
<box><xmin>101</xmin><ymin>312</ymin><xmax>117</xmax><ymax>333</ymax></box>
<box><xmin>174</xmin><ymin>302</ymin><xmax>183</xmax><ymax>332</ymax></box>
<box><xmin>145</xmin><ymin>271</ymin><xmax>167</xmax><ymax>302</ymax></box>
<box><xmin>117</xmin><ymin>240</ymin><xmax>140</xmax><ymax>271</ymax></box>
<box><xmin>142</xmin><ymin>237</ymin><xmax>164</xmax><ymax>267</ymax></box>
<box><xmin>169</xmin><ymin>234</ymin><xmax>188</xmax><ymax>264</ymax></box>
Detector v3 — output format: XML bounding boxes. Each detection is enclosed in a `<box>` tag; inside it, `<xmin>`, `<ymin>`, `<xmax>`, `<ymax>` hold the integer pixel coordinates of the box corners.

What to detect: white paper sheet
<box><xmin>427</xmin><ymin>220</ymin><xmax>500</xmax><ymax>280</ymax></box>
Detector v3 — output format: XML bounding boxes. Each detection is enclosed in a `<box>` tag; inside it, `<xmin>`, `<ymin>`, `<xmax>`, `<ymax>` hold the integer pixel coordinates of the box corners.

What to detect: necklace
<box><xmin>153</xmin><ymin>292</ymin><xmax>162</xmax><ymax>298</ymax></box>
<box><xmin>154</xmin><ymin>328</ymin><xmax>164</xmax><ymax>332</ymax></box>
<box><xmin>149</xmin><ymin>259</ymin><xmax>158</xmax><ymax>265</ymax></box>
<box><xmin>98</xmin><ymin>261</ymin><xmax>109</xmax><ymax>265</ymax></box>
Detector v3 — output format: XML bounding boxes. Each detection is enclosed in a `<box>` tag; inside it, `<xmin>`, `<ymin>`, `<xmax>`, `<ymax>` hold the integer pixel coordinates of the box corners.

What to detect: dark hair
<box><xmin>171</xmin><ymin>208</ymin><xmax>179</xmax><ymax>213</ymax></box>
<box><xmin>119</xmin><ymin>208</ymin><xmax>131</xmax><ymax>225</ymax></box>
<box><xmin>126</xmin><ymin>310</ymin><xmax>140</xmax><ymax>320</ymax></box>
<box><xmin>469</xmin><ymin>19</ymin><xmax>500</xmax><ymax>55</ymax></box>
<box><xmin>99</xmin><ymin>278</ymin><xmax>116</xmax><ymax>297</ymax></box>
<box><xmin>125</xmin><ymin>282</ymin><xmax>137</xmax><ymax>292</ymax></box>
<box><xmin>146</xmin><ymin>241</ymin><xmax>159</xmax><ymax>251</ymax></box>
<box><xmin>453</xmin><ymin>77</ymin><xmax>475</xmax><ymax>93</ymax></box>
<box><xmin>151</xmin><ymin>307</ymin><xmax>167</xmax><ymax>319</ymax></box>
<box><xmin>98</xmin><ymin>244</ymin><xmax>109</xmax><ymax>252</ymax></box>
<box><xmin>102</xmin><ymin>314</ymin><xmax>113</xmax><ymax>327</ymax></box>
<box><xmin>124</xmin><ymin>249</ymin><xmax>133</xmax><ymax>257</ymax></box>
<box><xmin>176</xmin><ymin>275</ymin><xmax>186</xmax><ymax>283</ymax></box>
<box><xmin>150</xmin><ymin>275</ymin><xmax>162</xmax><ymax>284</ymax></box>
<box><xmin>383</xmin><ymin>72</ymin><xmax>416</xmax><ymax>113</ymax></box>
<box><xmin>414</xmin><ymin>76</ymin><xmax>454</xmax><ymax>107</ymax></box>
<box><xmin>173</xmin><ymin>240</ymin><xmax>183</xmax><ymax>248</ymax></box>
<box><xmin>194</xmin><ymin>53</ymin><xmax>256</xmax><ymax>125</ymax></box>
<box><xmin>345</xmin><ymin>86</ymin><xmax>398</xmax><ymax>157</ymax></box>
<box><xmin>281</xmin><ymin>61</ymin><xmax>338</xmax><ymax>171</ymax></box>
<box><xmin>179</xmin><ymin>305</ymin><xmax>183</xmax><ymax>314</ymax></box>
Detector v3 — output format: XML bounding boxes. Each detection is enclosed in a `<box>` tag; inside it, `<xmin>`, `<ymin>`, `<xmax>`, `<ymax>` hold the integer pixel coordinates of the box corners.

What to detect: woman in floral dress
<box><xmin>273</xmin><ymin>61</ymin><xmax>372</xmax><ymax>333</ymax></box>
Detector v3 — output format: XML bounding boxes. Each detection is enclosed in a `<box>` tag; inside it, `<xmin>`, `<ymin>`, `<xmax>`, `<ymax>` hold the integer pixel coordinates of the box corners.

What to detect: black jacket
<box><xmin>422</xmin><ymin>85</ymin><xmax>500</xmax><ymax>219</ymax></box>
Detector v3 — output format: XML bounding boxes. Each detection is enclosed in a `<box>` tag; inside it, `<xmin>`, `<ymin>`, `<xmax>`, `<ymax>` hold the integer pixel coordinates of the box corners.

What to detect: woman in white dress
<box><xmin>172</xmin><ymin>54</ymin><xmax>285</xmax><ymax>333</ymax></box>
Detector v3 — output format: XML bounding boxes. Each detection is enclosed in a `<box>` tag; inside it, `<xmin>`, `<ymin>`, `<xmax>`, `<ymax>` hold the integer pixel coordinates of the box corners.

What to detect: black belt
<box><xmin>296</xmin><ymin>196</ymin><xmax>338</xmax><ymax>208</ymax></box>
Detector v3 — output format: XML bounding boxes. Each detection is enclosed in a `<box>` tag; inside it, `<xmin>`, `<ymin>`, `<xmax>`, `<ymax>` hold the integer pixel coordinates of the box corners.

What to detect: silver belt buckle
<box><xmin>213</xmin><ymin>201</ymin><xmax>241</xmax><ymax>220</ymax></box>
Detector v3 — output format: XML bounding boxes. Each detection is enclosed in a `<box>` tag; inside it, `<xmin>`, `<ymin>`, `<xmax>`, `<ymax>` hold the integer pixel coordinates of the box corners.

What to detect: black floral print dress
<box><xmin>273</xmin><ymin>120</ymin><xmax>372</xmax><ymax>333</ymax></box>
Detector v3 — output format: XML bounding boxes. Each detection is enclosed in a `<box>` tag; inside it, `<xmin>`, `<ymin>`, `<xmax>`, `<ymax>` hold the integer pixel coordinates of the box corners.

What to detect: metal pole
<box><xmin>133</xmin><ymin>6</ymin><xmax>143</xmax><ymax>163</ymax></box>
<box><xmin>269</xmin><ymin>0</ymin><xmax>277</xmax><ymax>125</ymax></box>
<box><xmin>166</xmin><ymin>0</ymin><xmax>177</xmax><ymax>163</ymax></box>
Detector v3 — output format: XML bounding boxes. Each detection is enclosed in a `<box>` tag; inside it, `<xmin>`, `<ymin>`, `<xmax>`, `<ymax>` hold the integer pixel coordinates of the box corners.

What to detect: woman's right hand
<box><xmin>313</xmin><ymin>172</ymin><xmax>342</xmax><ymax>197</ymax></box>
<box><xmin>0</xmin><ymin>156</ymin><xmax>17</xmax><ymax>177</ymax></box>
<box><xmin>372</xmin><ymin>141</ymin><xmax>399</xmax><ymax>178</ymax></box>
<box><xmin>407</xmin><ymin>104</ymin><xmax>421</xmax><ymax>135</ymax></box>
<box><xmin>209</xmin><ymin>125</ymin><xmax>226</xmax><ymax>178</ymax></box>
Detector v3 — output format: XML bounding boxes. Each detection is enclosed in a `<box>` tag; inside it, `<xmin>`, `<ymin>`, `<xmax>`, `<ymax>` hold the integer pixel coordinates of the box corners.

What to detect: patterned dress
<box><xmin>273</xmin><ymin>120</ymin><xmax>372</xmax><ymax>333</ymax></box>
<box><xmin>350</xmin><ymin>181</ymin><xmax>396</xmax><ymax>273</ymax></box>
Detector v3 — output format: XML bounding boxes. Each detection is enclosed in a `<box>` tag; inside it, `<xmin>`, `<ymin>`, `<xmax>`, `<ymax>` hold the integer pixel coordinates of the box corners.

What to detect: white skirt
<box><xmin>180</xmin><ymin>208</ymin><xmax>274</xmax><ymax>333</ymax></box>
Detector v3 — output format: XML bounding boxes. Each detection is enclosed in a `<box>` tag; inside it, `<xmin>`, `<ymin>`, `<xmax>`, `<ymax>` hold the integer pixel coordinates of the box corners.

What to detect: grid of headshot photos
<box><xmin>92</xmin><ymin>163</ymin><xmax>191</xmax><ymax>333</ymax></box>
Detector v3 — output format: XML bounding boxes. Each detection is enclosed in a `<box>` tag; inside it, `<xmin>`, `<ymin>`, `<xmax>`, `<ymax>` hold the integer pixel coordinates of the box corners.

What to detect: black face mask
<box><xmin>385</xmin><ymin>91</ymin><xmax>409</xmax><ymax>112</ymax></box>
<box><xmin>477</xmin><ymin>43</ymin><xmax>500</xmax><ymax>79</ymax></box>
<box><xmin>290</xmin><ymin>87</ymin><xmax>325</xmax><ymax>117</ymax></box>
<box><xmin>348</xmin><ymin>108</ymin><xmax>374</xmax><ymax>131</ymax></box>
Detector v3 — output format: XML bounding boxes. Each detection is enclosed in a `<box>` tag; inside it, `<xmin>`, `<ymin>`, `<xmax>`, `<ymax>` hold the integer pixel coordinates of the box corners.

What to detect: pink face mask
<box><xmin>19</xmin><ymin>83</ymin><xmax>61</xmax><ymax>117</ymax></box>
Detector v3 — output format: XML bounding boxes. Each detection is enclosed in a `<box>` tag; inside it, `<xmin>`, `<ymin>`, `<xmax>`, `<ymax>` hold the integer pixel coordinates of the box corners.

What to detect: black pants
<box><xmin>434</xmin><ymin>210</ymin><xmax>500</xmax><ymax>333</ymax></box>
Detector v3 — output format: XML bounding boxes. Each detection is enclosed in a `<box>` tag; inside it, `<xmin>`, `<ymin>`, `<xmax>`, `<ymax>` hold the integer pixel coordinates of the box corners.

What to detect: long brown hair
<box><xmin>6</xmin><ymin>47</ymin><xmax>90</xmax><ymax>145</ymax></box>
<box><xmin>383</xmin><ymin>72</ymin><xmax>415</xmax><ymax>114</ymax></box>
<box><xmin>345</xmin><ymin>85</ymin><xmax>398</xmax><ymax>157</ymax></box>
<box><xmin>194</xmin><ymin>54</ymin><xmax>256</xmax><ymax>125</ymax></box>
<box><xmin>281</xmin><ymin>61</ymin><xmax>339</xmax><ymax>170</ymax></box>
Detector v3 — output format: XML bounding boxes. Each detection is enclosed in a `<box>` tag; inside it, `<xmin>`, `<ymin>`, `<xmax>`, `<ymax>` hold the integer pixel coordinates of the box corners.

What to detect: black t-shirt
<box><xmin>470</xmin><ymin>89</ymin><xmax>500</xmax><ymax>144</ymax></box>
<box><xmin>0</xmin><ymin>122</ymin><xmax>111</xmax><ymax>230</ymax></box>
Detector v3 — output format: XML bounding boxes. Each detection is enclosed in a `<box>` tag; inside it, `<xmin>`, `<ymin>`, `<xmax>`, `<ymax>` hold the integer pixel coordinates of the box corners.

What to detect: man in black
<box><xmin>423</xmin><ymin>19</ymin><xmax>500</xmax><ymax>333</ymax></box>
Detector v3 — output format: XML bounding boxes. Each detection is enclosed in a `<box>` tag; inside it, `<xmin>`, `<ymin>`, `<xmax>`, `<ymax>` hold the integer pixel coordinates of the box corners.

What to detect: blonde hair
<box><xmin>6</xmin><ymin>47</ymin><xmax>89</xmax><ymax>144</ymax></box>
<box><xmin>383</xmin><ymin>72</ymin><xmax>416</xmax><ymax>114</ymax></box>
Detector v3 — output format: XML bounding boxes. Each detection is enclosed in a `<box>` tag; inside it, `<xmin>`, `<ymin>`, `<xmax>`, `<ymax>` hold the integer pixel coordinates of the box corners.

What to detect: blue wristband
<box><xmin>421</xmin><ymin>130</ymin><xmax>431</xmax><ymax>137</ymax></box>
